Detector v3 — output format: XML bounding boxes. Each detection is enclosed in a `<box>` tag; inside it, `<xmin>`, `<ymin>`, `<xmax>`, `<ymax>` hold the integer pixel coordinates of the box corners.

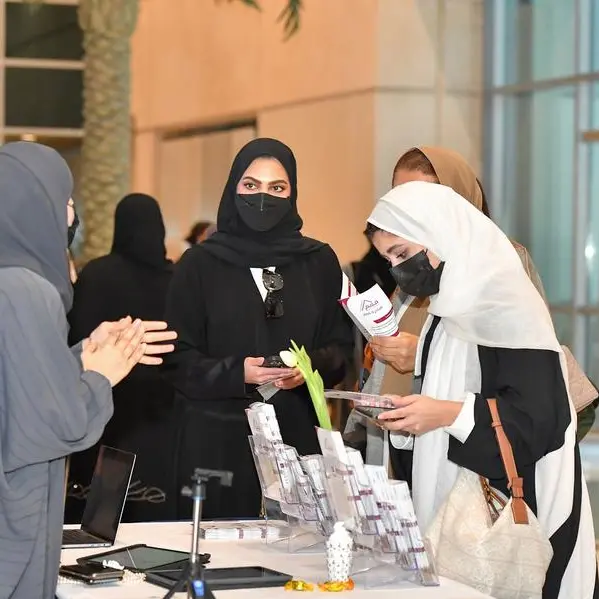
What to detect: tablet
<box><xmin>146</xmin><ymin>566</ymin><xmax>293</xmax><ymax>591</ymax></box>
<box><xmin>78</xmin><ymin>544</ymin><xmax>209</xmax><ymax>573</ymax></box>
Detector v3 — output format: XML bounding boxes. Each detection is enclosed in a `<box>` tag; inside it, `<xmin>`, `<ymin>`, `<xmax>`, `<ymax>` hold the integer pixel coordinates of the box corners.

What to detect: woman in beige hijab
<box><xmin>371</xmin><ymin>146</ymin><xmax>546</xmax><ymax>377</ymax></box>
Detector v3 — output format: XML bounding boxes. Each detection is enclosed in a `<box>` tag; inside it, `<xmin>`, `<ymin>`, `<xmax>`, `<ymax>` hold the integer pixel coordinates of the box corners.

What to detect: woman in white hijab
<box><xmin>367</xmin><ymin>181</ymin><xmax>597</xmax><ymax>599</ymax></box>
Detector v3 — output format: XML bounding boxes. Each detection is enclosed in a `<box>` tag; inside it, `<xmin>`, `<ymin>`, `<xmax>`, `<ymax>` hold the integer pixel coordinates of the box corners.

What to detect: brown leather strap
<box><xmin>487</xmin><ymin>399</ymin><xmax>529</xmax><ymax>525</ymax></box>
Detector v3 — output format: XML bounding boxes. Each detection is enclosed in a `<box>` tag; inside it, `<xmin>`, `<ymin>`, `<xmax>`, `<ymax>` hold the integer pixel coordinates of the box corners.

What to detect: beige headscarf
<box><xmin>379</xmin><ymin>146</ymin><xmax>485</xmax><ymax>396</ymax></box>
<box><xmin>408</xmin><ymin>146</ymin><xmax>484</xmax><ymax>211</ymax></box>
<box><xmin>413</xmin><ymin>146</ymin><xmax>547</xmax><ymax>301</ymax></box>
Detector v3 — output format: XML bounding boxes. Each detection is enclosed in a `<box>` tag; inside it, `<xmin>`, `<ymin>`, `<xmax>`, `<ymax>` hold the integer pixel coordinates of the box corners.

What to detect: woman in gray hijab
<box><xmin>0</xmin><ymin>141</ymin><xmax>164</xmax><ymax>599</ymax></box>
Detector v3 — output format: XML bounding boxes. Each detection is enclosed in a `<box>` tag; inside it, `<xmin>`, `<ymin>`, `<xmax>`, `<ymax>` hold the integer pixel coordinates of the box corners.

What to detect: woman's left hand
<box><xmin>274</xmin><ymin>369</ymin><xmax>305</xmax><ymax>390</ymax></box>
<box><xmin>89</xmin><ymin>318</ymin><xmax>177</xmax><ymax>365</ymax></box>
<box><xmin>377</xmin><ymin>394</ymin><xmax>462</xmax><ymax>436</ymax></box>
<box><xmin>370</xmin><ymin>333</ymin><xmax>419</xmax><ymax>373</ymax></box>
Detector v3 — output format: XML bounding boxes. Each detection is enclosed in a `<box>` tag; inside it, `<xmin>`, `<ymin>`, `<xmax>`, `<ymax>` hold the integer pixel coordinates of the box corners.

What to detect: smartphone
<box><xmin>60</xmin><ymin>563</ymin><xmax>124</xmax><ymax>584</ymax></box>
<box><xmin>355</xmin><ymin>405</ymin><xmax>386</xmax><ymax>426</ymax></box>
<box><xmin>263</xmin><ymin>355</ymin><xmax>286</xmax><ymax>368</ymax></box>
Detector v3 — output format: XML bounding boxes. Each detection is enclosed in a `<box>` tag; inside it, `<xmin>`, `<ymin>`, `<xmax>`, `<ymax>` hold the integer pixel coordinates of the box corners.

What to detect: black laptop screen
<box><xmin>81</xmin><ymin>446</ymin><xmax>135</xmax><ymax>542</ymax></box>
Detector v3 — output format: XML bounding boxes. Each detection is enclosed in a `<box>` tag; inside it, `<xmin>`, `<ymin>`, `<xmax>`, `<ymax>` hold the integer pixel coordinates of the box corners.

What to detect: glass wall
<box><xmin>0</xmin><ymin>0</ymin><xmax>83</xmax><ymax>141</ymax></box>
<box><xmin>485</xmin><ymin>0</ymin><xmax>599</xmax><ymax>389</ymax></box>
<box><xmin>0</xmin><ymin>0</ymin><xmax>84</xmax><ymax>248</ymax></box>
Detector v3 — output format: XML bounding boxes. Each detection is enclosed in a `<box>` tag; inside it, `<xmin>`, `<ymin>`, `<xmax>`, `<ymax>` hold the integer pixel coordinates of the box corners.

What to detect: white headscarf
<box><xmin>368</xmin><ymin>181</ymin><xmax>560</xmax><ymax>353</ymax></box>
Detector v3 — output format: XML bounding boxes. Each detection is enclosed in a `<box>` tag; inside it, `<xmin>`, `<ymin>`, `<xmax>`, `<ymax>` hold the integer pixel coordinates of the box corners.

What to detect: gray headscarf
<box><xmin>0</xmin><ymin>142</ymin><xmax>74</xmax><ymax>311</ymax></box>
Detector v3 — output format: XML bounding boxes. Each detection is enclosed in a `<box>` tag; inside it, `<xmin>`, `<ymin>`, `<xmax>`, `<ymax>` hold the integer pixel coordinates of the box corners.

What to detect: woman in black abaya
<box><xmin>165</xmin><ymin>138</ymin><xmax>353</xmax><ymax>519</ymax></box>
<box><xmin>67</xmin><ymin>194</ymin><xmax>176</xmax><ymax>523</ymax></box>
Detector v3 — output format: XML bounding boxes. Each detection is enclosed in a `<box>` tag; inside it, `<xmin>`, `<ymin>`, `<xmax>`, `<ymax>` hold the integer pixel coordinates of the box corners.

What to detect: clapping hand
<box><xmin>82</xmin><ymin>319</ymin><xmax>146</xmax><ymax>387</ymax></box>
<box><xmin>89</xmin><ymin>317</ymin><xmax>177</xmax><ymax>365</ymax></box>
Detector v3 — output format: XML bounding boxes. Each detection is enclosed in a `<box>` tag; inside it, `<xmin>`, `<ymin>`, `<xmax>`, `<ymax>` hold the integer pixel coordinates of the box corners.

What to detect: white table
<box><xmin>57</xmin><ymin>522</ymin><xmax>490</xmax><ymax>598</ymax></box>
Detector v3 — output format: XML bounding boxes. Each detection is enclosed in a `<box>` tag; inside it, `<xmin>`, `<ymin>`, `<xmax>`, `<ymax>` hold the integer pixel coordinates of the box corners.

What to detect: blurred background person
<box><xmin>185</xmin><ymin>220</ymin><xmax>216</xmax><ymax>246</ymax></box>
<box><xmin>67</xmin><ymin>193</ymin><xmax>176</xmax><ymax>523</ymax></box>
<box><xmin>165</xmin><ymin>138</ymin><xmax>353</xmax><ymax>519</ymax></box>
<box><xmin>343</xmin><ymin>238</ymin><xmax>396</xmax><ymax>297</ymax></box>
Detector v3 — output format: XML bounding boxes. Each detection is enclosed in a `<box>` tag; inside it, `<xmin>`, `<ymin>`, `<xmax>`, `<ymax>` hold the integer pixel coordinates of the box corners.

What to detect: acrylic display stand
<box><xmin>248</xmin><ymin>431</ymin><xmax>439</xmax><ymax>589</ymax></box>
<box><xmin>320</xmin><ymin>455</ymin><xmax>439</xmax><ymax>589</ymax></box>
<box><xmin>248</xmin><ymin>435</ymin><xmax>328</xmax><ymax>553</ymax></box>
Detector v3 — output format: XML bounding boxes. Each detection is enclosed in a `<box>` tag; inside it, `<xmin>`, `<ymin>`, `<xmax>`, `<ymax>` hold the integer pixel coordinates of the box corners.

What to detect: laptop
<box><xmin>62</xmin><ymin>446</ymin><xmax>136</xmax><ymax>549</ymax></box>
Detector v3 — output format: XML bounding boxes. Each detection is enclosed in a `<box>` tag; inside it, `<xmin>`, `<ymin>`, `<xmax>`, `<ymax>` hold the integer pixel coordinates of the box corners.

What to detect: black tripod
<box><xmin>163</xmin><ymin>468</ymin><xmax>233</xmax><ymax>599</ymax></box>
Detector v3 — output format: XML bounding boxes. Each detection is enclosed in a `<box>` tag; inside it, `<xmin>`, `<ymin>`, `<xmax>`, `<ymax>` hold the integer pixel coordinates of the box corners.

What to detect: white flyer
<box><xmin>339</xmin><ymin>283</ymin><xmax>398</xmax><ymax>340</ymax></box>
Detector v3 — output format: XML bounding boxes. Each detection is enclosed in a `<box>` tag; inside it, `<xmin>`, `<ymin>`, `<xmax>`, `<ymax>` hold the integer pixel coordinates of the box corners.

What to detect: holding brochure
<box><xmin>339</xmin><ymin>274</ymin><xmax>398</xmax><ymax>340</ymax></box>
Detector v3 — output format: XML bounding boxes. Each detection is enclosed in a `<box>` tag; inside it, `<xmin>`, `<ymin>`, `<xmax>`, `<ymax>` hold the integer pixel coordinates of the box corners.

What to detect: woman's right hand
<box><xmin>244</xmin><ymin>357</ymin><xmax>295</xmax><ymax>385</ymax></box>
<box><xmin>82</xmin><ymin>319</ymin><xmax>146</xmax><ymax>387</ymax></box>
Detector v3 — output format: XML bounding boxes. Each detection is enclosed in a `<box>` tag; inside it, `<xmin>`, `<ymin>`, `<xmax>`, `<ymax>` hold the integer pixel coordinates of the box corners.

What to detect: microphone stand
<box><xmin>162</xmin><ymin>470</ymin><xmax>215</xmax><ymax>599</ymax></box>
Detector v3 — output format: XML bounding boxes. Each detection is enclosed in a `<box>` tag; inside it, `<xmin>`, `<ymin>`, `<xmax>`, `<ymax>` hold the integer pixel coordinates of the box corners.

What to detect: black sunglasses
<box><xmin>262</xmin><ymin>270</ymin><xmax>284</xmax><ymax>319</ymax></box>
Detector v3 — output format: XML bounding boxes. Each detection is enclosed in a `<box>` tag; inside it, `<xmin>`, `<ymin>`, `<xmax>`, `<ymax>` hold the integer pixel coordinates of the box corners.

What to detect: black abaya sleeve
<box><xmin>307</xmin><ymin>245</ymin><xmax>353</xmax><ymax>388</ymax></box>
<box><xmin>68</xmin><ymin>262</ymin><xmax>109</xmax><ymax>345</ymax></box>
<box><xmin>164</xmin><ymin>249</ymin><xmax>246</xmax><ymax>400</ymax></box>
<box><xmin>448</xmin><ymin>347</ymin><xmax>572</xmax><ymax>482</ymax></box>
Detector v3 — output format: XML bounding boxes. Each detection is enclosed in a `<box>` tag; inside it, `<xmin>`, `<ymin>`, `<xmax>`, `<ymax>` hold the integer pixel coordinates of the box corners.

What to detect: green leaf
<box><xmin>276</xmin><ymin>0</ymin><xmax>303</xmax><ymax>40</ymax></box>
<box><xmin>224</xmin><ymin>0</ymin><xmax>302</xmax><ymax>39</ymax></box>
<box><xmin>224</xmin><ymin>0</ymin><xmax>261</xmax><ymax>8</ymax></box>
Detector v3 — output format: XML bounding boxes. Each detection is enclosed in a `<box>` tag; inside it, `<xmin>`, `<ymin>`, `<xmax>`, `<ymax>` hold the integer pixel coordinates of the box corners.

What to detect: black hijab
<box><xmin>111</xmin><ymin>193</ymin><xmax>169</xmax><ymax>269</ymax></box>
<box><xmin>0</xmin><ymin>142</ymin><xmax>74</xmax><ymax>311</ymax></box>
<box><xmin>202</xmin><ymin>138</ymin><xmax>324</xmax><ymax>267</ymax></box>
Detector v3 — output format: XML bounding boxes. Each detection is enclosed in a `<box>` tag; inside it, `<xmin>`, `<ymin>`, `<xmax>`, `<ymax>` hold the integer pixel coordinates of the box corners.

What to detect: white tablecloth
<box><xmin>57</xmin><ymin>522</ymin><xmax>490</xmax><ymax>598</ymax></box>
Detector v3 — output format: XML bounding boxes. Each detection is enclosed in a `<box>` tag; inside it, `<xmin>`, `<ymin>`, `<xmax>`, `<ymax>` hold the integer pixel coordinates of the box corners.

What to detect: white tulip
<box><xmin>279</xmin><ymin>350</ymin><xmax>297</xmax><ymax>368</ymax></box>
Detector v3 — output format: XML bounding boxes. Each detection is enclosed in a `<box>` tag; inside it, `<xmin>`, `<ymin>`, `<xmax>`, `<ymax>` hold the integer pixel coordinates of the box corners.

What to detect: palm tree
<box><xmin>77</xmin><ymin>0</ymin><xmax>302</xmax><ymax>261</ymax></box>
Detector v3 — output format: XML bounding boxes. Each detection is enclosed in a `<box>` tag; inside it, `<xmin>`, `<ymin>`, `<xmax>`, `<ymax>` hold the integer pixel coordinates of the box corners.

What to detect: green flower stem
<box><xmin>289</xmin><ymin>340</ymin><xmax>332</xmax><ymax>430</ymax></box>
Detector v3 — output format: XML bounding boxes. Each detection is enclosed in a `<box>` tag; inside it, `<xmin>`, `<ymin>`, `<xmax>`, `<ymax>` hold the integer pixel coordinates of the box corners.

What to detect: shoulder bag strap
<box><xmin>487</xmin><ymin>398</ymin><xmax>529</xmax><ymax>525</ymax></box>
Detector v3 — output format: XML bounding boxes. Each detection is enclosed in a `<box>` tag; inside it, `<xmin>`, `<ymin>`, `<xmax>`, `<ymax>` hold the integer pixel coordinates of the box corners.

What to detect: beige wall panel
<box><xmin>373</xmin><ymin>90</ymin><xmax>437</xmax><ymax>200</ymax></box>
<box><xmin>157</xmin><ymin>136</ymin><xmax>204</xmax><ymax>260</ymax></box>
<box><xmin>230</xmin><ymin>126</ymin><xmax>257</xmax><ymax>157</ymax></box>
<box><xmin>444</xmin><ymin>0</ymin><xmax>484</xmax><ymax>93</ymax></box>
<box><xmin>131</xmin><ymin>131</ymin><xmax>159</xmax><ymax>195</ymax></box>
<box><xmin>258</xmin><ymin>92</ymin><xmax>376</xmax><ymax>266</ymax></box>
<box><xmin>132</xmin><ymin>0</ymin><xmax>378</xmax><ymax>131</ymax></box>
<box><xmin>376</xmin><ymin>0</ymin><xmax>439</xmax><ymax>89</ymax></box>
<box><xmin>131</xmin><ymin>0</ymin><xmax>261</xmax><ymax>131</ymax></box>
<box><xmin>440</xmin><ymin>92</ymin><xmax>483</xmax><ymax>177</ymax></box>
<box><xmin>198</xmin><ymin>130</ymin><xmax>239</xmax><ymax>221</ymax></box>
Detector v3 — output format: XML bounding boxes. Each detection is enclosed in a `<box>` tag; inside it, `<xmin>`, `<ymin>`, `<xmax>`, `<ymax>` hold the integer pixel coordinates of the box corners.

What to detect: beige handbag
<box><xmin>562</xmin><ymin>345</ymin><xmax>598</xmax><ymax>412</ymax></box>
<box><xmin>514</xmin><ymin>243</ymin><xmax>597</xmax><ymax>413</ymax></box>
<box><xmin>426</xmin><ymin>399</ymin><xmax>553</xmax><ymax>599</ymax></box>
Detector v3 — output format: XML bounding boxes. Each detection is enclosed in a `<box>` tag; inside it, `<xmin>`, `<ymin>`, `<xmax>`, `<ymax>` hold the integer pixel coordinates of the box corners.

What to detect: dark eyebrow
<box><xmin>386</xmin><ymin>244</ymin><xmax>405</xmax><ymax>255</ymax></box>
<box><xmin>241</xmin><ymin>176</ymin><xmax>288</xmax><ymax>186</ymax></box>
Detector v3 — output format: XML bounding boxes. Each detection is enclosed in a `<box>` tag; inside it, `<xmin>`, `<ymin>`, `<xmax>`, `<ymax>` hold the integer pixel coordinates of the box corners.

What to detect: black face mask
<box><xmin>68</xmin><ymin>211</ymin><xmax>79</xmax><ymax>248</ymax></box>
<box><xmin>389</xmin><ymin>250</ymin><xmax>444</xmax><ymax>298</ymax></box>
<box><xmin>235</xmin><ymin>193</ymin><xmax>292</xmax><ymax>232</ymax></box>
